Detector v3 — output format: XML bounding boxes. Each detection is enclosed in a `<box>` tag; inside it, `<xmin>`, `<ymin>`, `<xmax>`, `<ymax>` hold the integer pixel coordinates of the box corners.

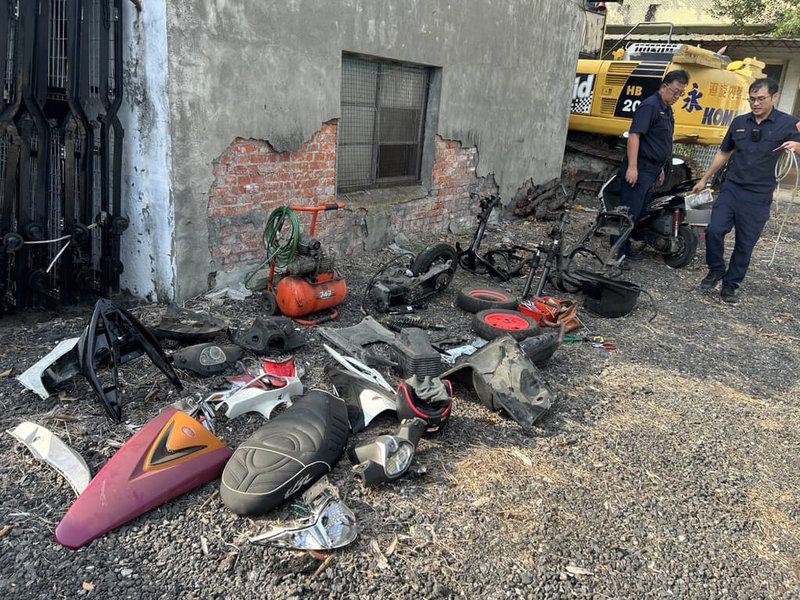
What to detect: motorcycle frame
<box><xmin>457</xmin><ymin>192</ymin><xmax>537</xmax><ymax>281</ymax></box>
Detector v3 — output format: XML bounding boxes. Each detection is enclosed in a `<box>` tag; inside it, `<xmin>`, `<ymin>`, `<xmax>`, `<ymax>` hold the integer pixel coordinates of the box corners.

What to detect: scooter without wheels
<box><xmin>457</xmin><ymin>192</ymin><xmax>537</xmax><ymax>280</ymax></box>
<box><xmin>600</xmin><ymin>175</ymin><xmax>698</xmax><ymax>269</ymax></box>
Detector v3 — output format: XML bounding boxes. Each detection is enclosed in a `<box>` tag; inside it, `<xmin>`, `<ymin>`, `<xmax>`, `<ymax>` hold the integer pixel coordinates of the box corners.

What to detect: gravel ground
<box><xmin>1</xmin><ymin>187</ymin><xmax>800</xmax><ymax>600</ymax></box>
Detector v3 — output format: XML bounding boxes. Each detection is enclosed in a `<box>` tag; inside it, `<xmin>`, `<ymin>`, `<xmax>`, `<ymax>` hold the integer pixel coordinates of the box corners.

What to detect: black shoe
<box><xmin>720</xmin><ymin>285</ymin><xmax>738</xmax><ymax>304</ymax></box>
<box><xmin>625</xmin><ymin>253</ymin><xmax>645</xmax><ymax>262</ymax></box>
<box><xmin>700</xmin><ymin>270</ymin><xmax>724</xmax><ymax>291</ymax></box>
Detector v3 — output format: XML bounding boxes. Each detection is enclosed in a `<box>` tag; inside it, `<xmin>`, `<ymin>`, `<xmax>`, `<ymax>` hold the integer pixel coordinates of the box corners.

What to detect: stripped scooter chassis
<box><xmin>55</xmin><ymin>408</ymin><xmax>232</xmax><ymax>549</ymax></box>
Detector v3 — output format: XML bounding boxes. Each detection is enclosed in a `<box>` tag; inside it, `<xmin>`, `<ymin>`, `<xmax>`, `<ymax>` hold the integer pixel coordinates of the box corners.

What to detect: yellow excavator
<box><xmin>570</xmin><ymin>43</ymin><xmax>764</xmax><ymax>144</ymax></box>
<box><xmin>568</xmin><ymin>17</ymin><xmax>765</xmax><ymax>185</ymax></box>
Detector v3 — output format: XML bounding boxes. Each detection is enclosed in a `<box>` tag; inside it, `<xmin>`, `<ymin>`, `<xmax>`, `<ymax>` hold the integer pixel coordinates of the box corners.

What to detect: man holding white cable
<box><xmin>692</xmin><ymin>78</ymin><xmax>800</xmax><ymax>303</ymax></box>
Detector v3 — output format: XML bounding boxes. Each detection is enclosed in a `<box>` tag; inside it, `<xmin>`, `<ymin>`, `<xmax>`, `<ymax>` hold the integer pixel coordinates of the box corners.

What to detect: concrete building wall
<box><xmin>119</xmin><ymin>3</ymin><xmax>176</xmax><ymax>302</ymax></box>
<box><xmin>161</xmin><ymin>0</ymin><xmax>584</xmax><ymax>300</ymax></box>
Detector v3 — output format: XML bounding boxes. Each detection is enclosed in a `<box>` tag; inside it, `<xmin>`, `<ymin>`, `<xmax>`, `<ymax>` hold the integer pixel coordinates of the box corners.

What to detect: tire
<box><xmin>410</xmin><ymin>243</ymin><xmax>458</xmax><ymax>291</ymax></box>
<box><xmin>472</xmin><ymin>309</ymin><xmax>540</xmax><ymax>341</ymax></box>
<box><xmin>663</xmin><ymin>225</ymin><xmax>698</xmax><ymax>269</ymax></box>
<box><xmin>456</xmin><ymin>286</ymin><xmax>518</xmax><ymax>313</ymax></box>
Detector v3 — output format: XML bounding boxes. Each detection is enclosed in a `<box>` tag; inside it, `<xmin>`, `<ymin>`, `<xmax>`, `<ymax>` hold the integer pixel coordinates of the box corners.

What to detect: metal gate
<box><xmin>0</xmin><ymin>0</ymin><xmax>127</xmax><ymax>313</ymax></box>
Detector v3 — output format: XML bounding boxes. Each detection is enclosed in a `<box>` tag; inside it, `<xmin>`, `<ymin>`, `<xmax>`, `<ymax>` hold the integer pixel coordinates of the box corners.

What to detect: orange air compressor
<box><xmin>263</xmin><ymin>203</ymin><xmax>347</xmax><ymax>325</ymax></box>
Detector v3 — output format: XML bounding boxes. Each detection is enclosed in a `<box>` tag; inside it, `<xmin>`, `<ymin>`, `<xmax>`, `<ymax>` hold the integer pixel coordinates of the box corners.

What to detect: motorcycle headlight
<box><xmin>348</xmin><ymin>418</ymin><xmax>426</xmax><ymax>485</ymax></box>
<box><xmin>384</xmin><ymin>439</ymin><xmax>415</xmax><ymax>477</ymax></box>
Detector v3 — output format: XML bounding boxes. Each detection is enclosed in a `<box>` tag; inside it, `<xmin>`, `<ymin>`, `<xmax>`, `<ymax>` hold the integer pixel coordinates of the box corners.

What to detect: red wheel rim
<box><xmin>469</xmin><ymin>289</ymin><xmax>510</xmax><ymax>301</ymax></box>
<box><xmin>483</xmin><ymin>313</ymin><xmax>530</xmax><ymax>330</ymax></box>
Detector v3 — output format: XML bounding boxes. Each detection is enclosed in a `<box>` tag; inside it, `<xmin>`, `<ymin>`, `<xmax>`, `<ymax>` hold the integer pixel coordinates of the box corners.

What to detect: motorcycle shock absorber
<box><xmin>673</xmin><ymin>209</ymin><xmax>681</xmax><ymax>237</ymax></box>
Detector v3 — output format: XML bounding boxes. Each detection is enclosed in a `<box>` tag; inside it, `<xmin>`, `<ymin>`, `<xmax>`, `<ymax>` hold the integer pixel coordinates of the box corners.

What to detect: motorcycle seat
<box><xmin>220</xmin><ymin>391</ymin><xmax>349</xmax><ymax>516</ymax></box>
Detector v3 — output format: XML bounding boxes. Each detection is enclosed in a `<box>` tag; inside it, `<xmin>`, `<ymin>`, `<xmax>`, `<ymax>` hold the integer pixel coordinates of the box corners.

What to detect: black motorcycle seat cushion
<box><xmin>220</xmin><ymin>390</ymin><xmax>349</xmax><ymax>516</ymax></box>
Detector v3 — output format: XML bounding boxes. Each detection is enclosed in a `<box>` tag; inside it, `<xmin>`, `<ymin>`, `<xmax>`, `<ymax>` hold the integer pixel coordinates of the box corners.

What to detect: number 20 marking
<box><xmin>622</xmin><ymin>99</ymin><xmax>641</xmax><ymax>112</ymax></box>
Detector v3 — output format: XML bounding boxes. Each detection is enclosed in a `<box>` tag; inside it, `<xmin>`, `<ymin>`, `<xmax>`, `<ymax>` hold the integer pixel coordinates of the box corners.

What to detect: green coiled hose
<box><xmin>245</xmin><ymin>206</ymin><xmax>300</xmax><ymax>290</ymax></box>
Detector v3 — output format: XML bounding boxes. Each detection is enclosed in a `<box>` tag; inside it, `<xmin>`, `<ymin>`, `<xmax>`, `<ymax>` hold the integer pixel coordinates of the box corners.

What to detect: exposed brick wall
<box><xmin>207</xmin><ymin>121</ymin><xmax>341</xmax><ymax>272</ymax></box>
<box><xmin>387</xmin><ymin>137</ymin><xmax>497</xmax><ymax>234</ymax></box>
<box><xmin>207</xmin><ymin>124</ymin><xmax>497</xmax><ymax>279</ymax></box>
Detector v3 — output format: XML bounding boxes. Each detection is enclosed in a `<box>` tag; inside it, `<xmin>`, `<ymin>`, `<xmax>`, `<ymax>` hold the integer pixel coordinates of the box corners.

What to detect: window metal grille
<box><xmin>338</xmin><ymin>55</ymin><xmax>429</xmax><ymax>192</ymax></box>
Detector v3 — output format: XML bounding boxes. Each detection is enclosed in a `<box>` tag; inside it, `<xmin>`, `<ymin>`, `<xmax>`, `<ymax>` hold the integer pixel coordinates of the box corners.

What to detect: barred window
<box><xmin>338</xmin><ymin>54</ymin><xmax>431</xmax><ymax>192</ymax></box>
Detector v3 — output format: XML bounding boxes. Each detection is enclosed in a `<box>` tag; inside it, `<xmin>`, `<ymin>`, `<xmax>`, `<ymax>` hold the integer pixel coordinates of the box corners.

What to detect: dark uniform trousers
<box><xmin>615</xmin><ymin>157</ymin><xmax>663</xmax><ymax>255</ymax></box>
<box><xmin>705</xmin><ymin>181</ymin><xmax>773</xmax><ymax>288</ymax></box>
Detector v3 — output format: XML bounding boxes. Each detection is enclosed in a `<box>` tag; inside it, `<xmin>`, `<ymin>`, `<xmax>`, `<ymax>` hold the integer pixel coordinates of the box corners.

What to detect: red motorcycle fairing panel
<box><xmin>55</xmin><ymin>408</ymin><xmax>232</xmax><ymax>549</ymax></box>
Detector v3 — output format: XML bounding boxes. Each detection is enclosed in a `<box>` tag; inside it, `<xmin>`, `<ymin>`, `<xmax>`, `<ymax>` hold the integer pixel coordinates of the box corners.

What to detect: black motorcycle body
<box><xmin>600</xmin><ymin>175</ymin><xmax>698</xmax><ymax>269</ymax></box>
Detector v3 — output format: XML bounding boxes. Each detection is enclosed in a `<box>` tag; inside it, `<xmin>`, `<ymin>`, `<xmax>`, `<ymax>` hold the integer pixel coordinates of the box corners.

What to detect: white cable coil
<box><xmin>769</xmin><ymin>148</ymin><xmax>800</xmax><ymax>267</ymax></box>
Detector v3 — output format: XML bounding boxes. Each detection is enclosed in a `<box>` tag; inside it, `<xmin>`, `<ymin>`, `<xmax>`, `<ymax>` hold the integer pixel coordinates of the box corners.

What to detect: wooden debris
<box><xmin>308</xmin><ymin>554</ymin><xmax>335</xmax><ymax>582</ymax></box>
<box><xmin>200</xmin><ymin>490</ymin><xmax>219</xmax><ymax>510</ymax></box>
<box><xmin>513</xmin><ymin>178</ymin><xmax>567</xmax><ymax>220</ymax></box>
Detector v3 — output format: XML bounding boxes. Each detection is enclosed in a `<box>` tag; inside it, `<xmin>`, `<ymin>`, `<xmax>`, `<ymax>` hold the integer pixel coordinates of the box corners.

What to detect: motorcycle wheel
<box><xmin>410</xmin><ymin>243</ymin><xmax>458</xmax><ymax>291</ymax></box>
<box><xmin>662</xmin><ymin>225</ymin><xmax>698</xmax><ymax>269</ymax></box>
<box><xmin>472</xmin><ymin>309</ymin><xmax>539</xmax><ymax>341</ymax></box>
<box><xmin>456</xmin><ymin>286</ymin><xmax>518</xmax><ymax>313</ymax></box>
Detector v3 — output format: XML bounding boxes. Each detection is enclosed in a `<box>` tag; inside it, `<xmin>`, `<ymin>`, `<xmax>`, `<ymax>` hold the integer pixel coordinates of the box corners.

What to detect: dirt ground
<box><xmin>1</xmin><ymin>186</ymin><xmax>799</xmax><ymax>599</ymax></box>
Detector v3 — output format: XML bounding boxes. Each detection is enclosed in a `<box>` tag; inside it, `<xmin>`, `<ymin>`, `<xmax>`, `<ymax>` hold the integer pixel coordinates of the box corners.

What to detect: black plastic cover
<box><xmin>231</xmin><ymin>316</ymin><xmax>306</xmax><ymax>353</ymax></box>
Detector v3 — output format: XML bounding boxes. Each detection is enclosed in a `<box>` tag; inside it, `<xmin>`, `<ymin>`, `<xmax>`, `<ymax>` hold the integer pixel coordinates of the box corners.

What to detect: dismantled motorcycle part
<box><xmin>570</xmin><ymin>270</ymin><xmax>641</xmax><ymax>318</ymax></box>
<box><xmin>472</xmin><ymin>308</ymin><xmax>540</xmax><ymax>342</ymax></box>
<box><xmin>323</xmin><ymin>344</ymin><xmax>394</xmax><ymax>393</ymax></box>
<box><xmin>364</xmin><ymin>244</ymin><xmax>457</xmax><ymax>313</ymax></box>
<box><xmin>249</xmin><ymin>479</ymin><xmax>358</xmax><ymax>550</ymax></box>
<box><xmin>231</xmin><ymin>316</ymin><xmax>306</xmax><ymax>353</ymax></box>
<box><xmin>325</xmin><ymin>365</ymin><xmax>397</xmax><ymax>433</ymax></box>
<box><xmin>207</xmin><ymin>375</ymin><xmax>302</xmax><ymax>420</ymax></box>
<box><xmin>55</xmin><ymin>408</ymin><xmax>232</xmax><ymax>549</ymax></box>
<box><xmin>18</xmin><ymin>299</ymin><xmax>182</xmax><ymax>421</ymax></box>
<box><xmin>18</xmin><ymin>338</ymin><xmax>82</xmax><ymax>400</ymax></box>
<box><xmin>172</xmin><ymin>397</ymin><xmax>220</xmax><ymax>435</ymax></box>
<box><xmin>395</xmin><ymin>376</ymin><xmax>453</xmax><ymax>434</ymax></box>
<box><xmin>456</xmin><ymin>285</ymin><xmax>519</xmax><ymax>313</ymax></box>
<box><xmin>220</xmin><ymin>391</ymin><xmax>349</xmax><ymax>516</ymax></box>
<box><xmin>77</xmin><ymin>300</ymin><xmax>183</xmax><ymax>420</ymax></box>
<box><xmin>391</xmin><ymin>328</ymin><xmax>445</xmax><ymax>379</ymax></box>
<box><xmin>384</xmin><ymin>317</ymin><xmax>447</xmax><ymax>333</ymax></box>
<box><xmin>317</xmin><ymin>317</ymin><xmax>397</xmax><ymax>368</ymax></box>
<box><xmin>7</xmin><ymin>422</ymin><xmax>92</xmax><ymax>496</ymax></box>
<box><xmin>349</xmin><ymin>418</ymin><xmax>427</xmax><ymax>485</ymax></box>
<box><xmin>518</xmin><ymin>331</ymin><xmax>562</xmax><ymax>365</ymax></box>
<box><xmin>442</xmin><ymin>336</ymin><xmax>554</xmax><ymax>430</ymax></box>
<box><xmin>228</xmin><ymin>357</ymin><xmax>303</xmax><ymax>387</ymax></box>
<box><xmin>172</xmin><ymin>343</ymin><xmax>243</xmax><ymax>376</ymax></box>
<box><xmin>151</xmin><ymin>305</ymin><xmax>228</xmax><ymax>343</ymax></box>
<box><xmin>440</xmin><ymin>338</ymin><xmax>489</xmax><ymax>364</ymax></box>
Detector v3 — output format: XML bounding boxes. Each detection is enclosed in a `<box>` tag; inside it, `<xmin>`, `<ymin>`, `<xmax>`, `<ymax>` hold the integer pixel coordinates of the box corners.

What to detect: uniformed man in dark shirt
<box><xmin>692</xmin><ymin>77</ymin><xmax>800</xmax><ymax>303</ymax></box>
<box><xmin>616</xmin><ymin>69</ymin><xmax>690</xmax><ymax>262</ymax></box>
